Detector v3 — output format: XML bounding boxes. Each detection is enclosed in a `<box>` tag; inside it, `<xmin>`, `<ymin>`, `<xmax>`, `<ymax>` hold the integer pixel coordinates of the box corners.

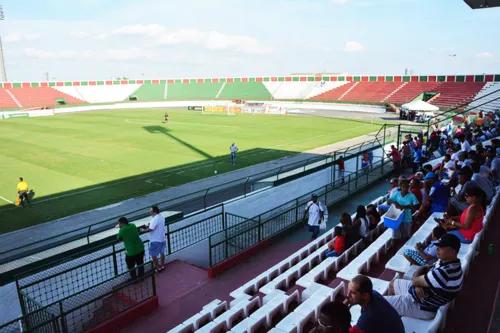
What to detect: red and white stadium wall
<box><xmin>1</xmin><ymin>74</ymin><xmax>499</xmax><ymax>88</ymax></box>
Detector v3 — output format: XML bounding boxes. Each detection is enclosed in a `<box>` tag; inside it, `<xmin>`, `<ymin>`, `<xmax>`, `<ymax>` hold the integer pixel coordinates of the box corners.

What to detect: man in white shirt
<box><xmin>458</xmin><ymin>134</ymin><xmax>471</xmax><ymax>153</ymax></box>
<box><xmin>142</xmin><ymin>205</ymin><xmax>167</xmax><ymax>272</ymax></box>
<box><xmin>230</xmin><ymin>142</ymin><xmax>239</xmax><ymax>165</ymax></box>
<box><xmin>303</xmin><ymin>194</ymin><xmax>324</xmax><ymax>240</ymax></box>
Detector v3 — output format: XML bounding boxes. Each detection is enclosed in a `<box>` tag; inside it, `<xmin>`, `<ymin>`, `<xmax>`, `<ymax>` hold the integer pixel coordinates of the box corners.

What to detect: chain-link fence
<box><xmin>2</xmin><ymin>262</ymin><xmax>155</xmax><ymax>333</ymax></box>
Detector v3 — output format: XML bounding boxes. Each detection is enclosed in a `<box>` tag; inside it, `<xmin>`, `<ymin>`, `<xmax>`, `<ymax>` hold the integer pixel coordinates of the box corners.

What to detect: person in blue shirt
<box><xmin>387</xmin><ymin>179</ymin><xmax>420</xmax><ymax>240</ymax></box>
<box><xmin>346</xmin><ymin>275</ymin><xmax>405</xmax><ymax>333</ymax></box>
<box><xmin>415</xmin><ymin>172</ymin><xmax>449</xmax><ymax>220</ymax></box>
<box><xmin>413</xmin><ymin>146</ymin><xmax>422</xmax><ymax>173</ymax></box>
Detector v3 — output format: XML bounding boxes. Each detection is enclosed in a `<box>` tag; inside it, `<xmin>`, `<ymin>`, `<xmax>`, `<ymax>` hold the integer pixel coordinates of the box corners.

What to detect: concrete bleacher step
<box><xmin>338</xmin><ymin>82</ymin><xmax>359</xmax><ymax>101</ymax></box>
<box><xmin>382</xmin><ymin>82</ymin><xmax>407</xmax><ymax>102</ymax></box>
<box><xmin>5</xmin><ymin>89</ymin><xmax>22</xmax><ymax>107</ymax></box>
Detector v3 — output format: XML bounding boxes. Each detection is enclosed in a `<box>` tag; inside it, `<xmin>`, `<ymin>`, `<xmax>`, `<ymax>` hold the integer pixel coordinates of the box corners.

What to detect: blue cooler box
<box><xmin>383</xmin><ymin>205</ymin><xmax>404</xmax><ymax>230</ymax></box>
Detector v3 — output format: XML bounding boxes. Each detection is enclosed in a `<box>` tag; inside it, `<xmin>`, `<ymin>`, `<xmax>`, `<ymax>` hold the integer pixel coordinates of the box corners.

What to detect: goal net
<box><xmin>202</xmin><ymin>103</ymin><xmax>241</xmax><ymax>115</ymax></box>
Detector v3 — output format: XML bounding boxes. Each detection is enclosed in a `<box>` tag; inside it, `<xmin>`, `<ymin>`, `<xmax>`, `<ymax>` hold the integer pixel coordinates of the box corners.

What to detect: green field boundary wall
<box><xmin>1</xmin><ymin>74</ymin><xmax>499</xmax><ymax>89</ymax></box>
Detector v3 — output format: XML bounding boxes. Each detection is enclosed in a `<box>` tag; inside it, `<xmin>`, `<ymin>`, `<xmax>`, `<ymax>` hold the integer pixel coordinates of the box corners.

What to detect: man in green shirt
<box><xmin>117</xmin><ymin>217</ymin><xmax>145</xmax><ymax>280</ymax></box>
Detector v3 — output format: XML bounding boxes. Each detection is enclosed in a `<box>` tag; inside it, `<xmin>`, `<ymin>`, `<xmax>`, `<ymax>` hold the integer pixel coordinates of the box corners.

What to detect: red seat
<box><xmin>8</xmin><ymin>87</ymin><xmax>85</xmax><ymax>108</ymax></box>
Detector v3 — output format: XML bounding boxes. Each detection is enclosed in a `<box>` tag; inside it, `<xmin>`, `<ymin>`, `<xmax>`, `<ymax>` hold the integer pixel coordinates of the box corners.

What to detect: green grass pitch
<box><xmin>0</xmin><ymin>109</ymin><xmax>385</xmax><ymax>234</ymax></box>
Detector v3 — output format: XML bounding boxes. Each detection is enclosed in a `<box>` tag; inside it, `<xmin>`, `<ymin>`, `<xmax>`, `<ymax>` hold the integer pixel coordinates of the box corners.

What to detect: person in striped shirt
<box><xmin>385</xmin><ymin>233</ymin><xmax>463</xmax><ymax>320</ymax></box>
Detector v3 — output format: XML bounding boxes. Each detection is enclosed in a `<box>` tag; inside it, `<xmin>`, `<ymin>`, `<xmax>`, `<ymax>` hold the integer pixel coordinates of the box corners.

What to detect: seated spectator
<box><xmin>366</xmin><ymin>204</ymin><xmax>380</xmax><ymax>230</ymax></box>
<box><xmin>440</xmin><ymin>187</ymin><xmax>485</xmax><ymax>244</ymax></box>
<box><xmin>326</xmin><ymin>226</ymin><xmax>345</xmax><ymax>257</ymax></box>
<box><xmin>423</xmin><ymin>164</ymin><xmax>433</xmax><ymax>174</ymax></box>
<box><xmin>484</xmin><ymin>146</ymin><xmax>500</xmax><ymax>184</ymax></box>
<box><xmin>415</xmin><ymin>172</ymin><xmax>449</xmax><ymax>218</ymax></box>
<box><xmin>377</xmin><ymin>178</ymin><xmax>400</xmax><ymax>215</ymax></box>
<box><xmin>404</xmin><ymin>226</ymin><xmax>446</xmax><ymax>266</ymax></box>
<box><xmin>310</xmin><ymin>302</ymin><xmax>352</xmax><ymax>333</ymax></box>
<box><xmin>354</xmin><ymin>205</ymin><xmax>370</xmax><ymax>241</ymax></box>
<box><xmin>448</xmin><ymin>166</ymin><xmax>478</xmax><ymax>216</ymax></box>
<box><xmin>339</xmin><ymin>212</ymin><xmax>361</xmax><ymax>249</ymax></box>
<box><xmin>386</xmin><ymin>179</ymin><xmax>419</xmax><ymax>240</ymax></box>
<box><xmin>409</xmin><ymin>178</ymin><xmax>423</xmax><ymax>204</ymax></box>
<box><xmin>346</xmin><ymin>275</ymin><xmax>405</xmax><ymax>333</ymax></box>
<box><xmin>471</xmin><ymin>162</ymin><xmax>495</xmax><ymax>203</ymax></box>
<box><xmin>386</xmin><ymin>234</ymin><xmax>463</xmax><ymax>319</ymax></box>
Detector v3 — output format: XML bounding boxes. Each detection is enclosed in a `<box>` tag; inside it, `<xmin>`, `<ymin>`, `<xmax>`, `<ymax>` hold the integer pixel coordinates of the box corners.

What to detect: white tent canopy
<box><xmin>401</xmin><ymin>100</ymin><xmax>439</xmax><ymax>112</ymax></box>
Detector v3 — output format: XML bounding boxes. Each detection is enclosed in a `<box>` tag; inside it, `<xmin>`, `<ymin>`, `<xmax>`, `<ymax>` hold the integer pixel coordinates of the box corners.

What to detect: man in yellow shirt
<box><xmin>17</xmin><ymin>177</ymin><xmax>30</xmax><ymax>207</ymax></box>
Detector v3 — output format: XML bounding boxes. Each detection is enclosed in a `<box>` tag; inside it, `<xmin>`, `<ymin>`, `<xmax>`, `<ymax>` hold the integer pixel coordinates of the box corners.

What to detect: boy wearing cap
<box><xmin>385</xmin><ymin>234</ymin><xmax>463</xmax><ymax>320</ymax></box>
<box><xmin>304</xmin><ymin>194</ymin><xmax>324</xmax><ymax>240</ymax></box>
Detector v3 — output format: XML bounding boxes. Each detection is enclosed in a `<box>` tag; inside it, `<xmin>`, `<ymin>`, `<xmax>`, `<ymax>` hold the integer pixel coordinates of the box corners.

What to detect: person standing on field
<box><xmin>117</xmin><ymin>217</ymin><xmax>145</xmax><ymax>281</ymax></box>
<box><xmin>230</xmin><ymin>142</ymin><xmax>239</xmax><ymax>165</ymax></box>
<box><xmin>17</xmin><ymin>177</ymin><xmax>30</xmax><ymax>207</ymax></box>
<box><xmin>142</xmin><ymin>205</ymin><xmax>167</xmax><ymax>273</ymax></box>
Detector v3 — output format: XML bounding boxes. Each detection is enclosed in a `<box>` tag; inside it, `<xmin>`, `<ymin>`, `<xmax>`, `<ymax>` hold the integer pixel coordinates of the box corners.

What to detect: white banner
<box><xmin>1</xmin><ymin>109</ymin><xmax>55</xmax><ymax>119</ymax></box>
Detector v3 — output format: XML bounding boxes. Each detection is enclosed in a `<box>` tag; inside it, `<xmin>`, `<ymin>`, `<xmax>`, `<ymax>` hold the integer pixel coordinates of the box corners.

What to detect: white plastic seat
<box><xmin>202</xmin><ymin>301</ymin><xmax>229</xmax><ymax>320</ymax></box>
<box><xmin>230</xmin><ymin>294</ymin><xmax>252</xmax><ymax>307</ymax></box>
<box><xmin>276</xmin><ymin>311</ymin><xmax>314</xmax><ymax>333</ymax></box>
<box><xmin>230</xmin><ymin>317</ymin><xmax>266</xmax><ymax>333</ymax></box>
<box><xmin>263</xmin><ymin>289</ymin><xmax>287</xmax><ymax>305</ymax></box>
<box><xmin>294</xmin><ymin>292</ymin><xmax>330</xmax><ymax>320</ymax></box>
<box><xmin>212</xmin><ymin>306</ymin><xmax>245</xmax><ymax>330</ymax></box>
<box><xmin>184</xmin><ymin>312</ymin><xmax>212</xmax><ymax>331</ymax></box>
<box><xmin>296</xmin><ymin>257</ymin><xmax>337</xmax><ymax>288</ymax></box>
<box><xmin>194</xmin><ymin>320</ymin><xmax>227</xmax><ymax>333</ymax></box>
<box><xmin>401</xmin><ymin>307</ymin><xmax>444</xmax><ymax>333</ymax></box>
<box><xmin>168</xmin><ymin>323</ymin><xmax>194</xmax><ymax>333</ymax></box>
<box><xmin>250</xmin><ymin>303</ymin><xmax>282</xmax><ymax>328</ymax></box>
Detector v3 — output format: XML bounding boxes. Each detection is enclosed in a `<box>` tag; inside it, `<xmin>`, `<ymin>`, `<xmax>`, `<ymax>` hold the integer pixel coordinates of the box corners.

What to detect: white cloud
<box><xmin>4</xmin><ymin>33</ymin><xmax>41</xmax><ymax>43</ymax></box>
<box><xmin>343</xmin><ymin>41</ymin><xmax>365</xmax><ymax>53</ymax></box>
<box><xmin>331</xmin><ymin>0</ymin><xmax>349</xmax><ymax>4</ymax></box>
<box><xmin>476</xmin><ymin>52</ymin><xmax>493</xmax><ymax>58</ymax></box>
<box><xmin>24</xmin><ymin>48</ymin><xmax>92</xmax><ymax>59</ymax></box>
<box><xmin>94</xmin><ymin>24</ymin><xmax>276</xmax><ymax>55</ymax></box>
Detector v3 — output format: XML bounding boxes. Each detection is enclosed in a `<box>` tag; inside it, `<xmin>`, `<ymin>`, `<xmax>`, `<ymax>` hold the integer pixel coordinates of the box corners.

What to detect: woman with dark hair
<box><xmin>354</xmin><ymin>205</ymin><xmax>370</xmax><ymax>240</ymax></box>
<box><xmin>339</xmin><ymin>212</ymin><xmax>361</xmax><ymax>249</ymax></box>
<box><xmin>440</xmin><ymin>187</ymin><xmax>485</xmax><ymax>244</ymax></box>
<box><xmin>366</xmin><ymin>204</ymin><xmax>380</xmax><ymax>230</ymax></box>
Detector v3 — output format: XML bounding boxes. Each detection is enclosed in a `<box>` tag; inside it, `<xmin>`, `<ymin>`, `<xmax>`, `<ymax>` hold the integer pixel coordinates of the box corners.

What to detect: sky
<box><xmin>0</xmin><ymin>0</ymin><xmax>499</xmax><ymax>81</ymax></box>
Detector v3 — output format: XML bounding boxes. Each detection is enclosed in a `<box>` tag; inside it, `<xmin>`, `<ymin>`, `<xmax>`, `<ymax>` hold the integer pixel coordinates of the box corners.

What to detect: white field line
<box><xmin>0</xmin><ymin>195</ymin><xmax>14</xmax><ymax>204</ymax></box>
<box><xmin>125</xmin><ymin>119</ymin><xmax>239</xmax><ymax>128</ymax></box>
<box><xmin>0</xmin><ymin>124</ymin><xmax>373</xmax><ymax>210</ymax></box>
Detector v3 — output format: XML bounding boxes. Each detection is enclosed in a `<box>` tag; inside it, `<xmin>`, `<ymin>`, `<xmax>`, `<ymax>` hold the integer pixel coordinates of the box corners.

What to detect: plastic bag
<box><xmin>320</xmin><ymin>219</ymin><xmax>327</xmax><ymax>231</ymax></box>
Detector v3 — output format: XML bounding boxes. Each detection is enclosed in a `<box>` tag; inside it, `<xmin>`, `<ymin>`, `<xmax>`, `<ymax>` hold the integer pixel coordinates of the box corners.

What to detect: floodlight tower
<box><xmin>0</xmin><ymin>5</ymin><xmax>7</xmax><ymax>82</ymax></box>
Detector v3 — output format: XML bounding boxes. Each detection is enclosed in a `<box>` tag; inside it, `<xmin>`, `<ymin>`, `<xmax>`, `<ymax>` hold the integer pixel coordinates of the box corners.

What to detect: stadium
<box><xmin>0</xmin><ymin>1</ymin><xmax>500</xmax><ymax>333</ymax></box>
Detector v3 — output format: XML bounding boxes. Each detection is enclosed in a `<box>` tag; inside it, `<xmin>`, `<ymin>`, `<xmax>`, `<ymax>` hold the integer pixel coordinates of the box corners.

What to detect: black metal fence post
<box><xmin>59</xmin><ymin>301</ymin><xmax>68</xmax><ymax>333</ymax></box>
<box><xmin>112</xmin><ymin>244</ymin><xmax>119</xmax><ymax>276</ymax></box>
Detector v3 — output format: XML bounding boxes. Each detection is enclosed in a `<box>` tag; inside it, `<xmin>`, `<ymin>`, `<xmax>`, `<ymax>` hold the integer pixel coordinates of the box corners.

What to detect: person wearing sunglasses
<box><xmin>440</xmin><ymin>186</ymin><xmax>485</xmax><ymax>244</ymax></box>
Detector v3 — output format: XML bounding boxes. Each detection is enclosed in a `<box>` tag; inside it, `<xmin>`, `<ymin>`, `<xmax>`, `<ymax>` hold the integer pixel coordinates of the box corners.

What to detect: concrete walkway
<box><xmin>0</xmin><ymin>131</ymin><xmax>387</xmax><ymax>259</ymax></box>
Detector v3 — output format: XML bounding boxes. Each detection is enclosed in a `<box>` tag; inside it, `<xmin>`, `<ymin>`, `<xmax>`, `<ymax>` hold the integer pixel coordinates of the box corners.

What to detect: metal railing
<box><xmin>12</xmin><ymin>206</ymin><xmax>224</xmax><ymax>302</ymax></box>
<box><xmin>2</xmin><ymin>262</ymin><xmax>155</xmax><ymax>333</ymax></box>
<box><xmin>209</xmin><ymin>156</ymin><xmax>393</xmax><ymax>267</ymax></box>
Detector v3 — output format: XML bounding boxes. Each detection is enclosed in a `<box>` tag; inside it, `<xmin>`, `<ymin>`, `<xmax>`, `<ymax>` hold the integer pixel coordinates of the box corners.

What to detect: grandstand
<box><xmin>1</xmin><ymin>73</ymin><xmax>500</xmax><ymax>333</ymax></box>
<box><xmin>0</xmin><ymin>74</ymin><xmax>498</xmax><ymax>110</ymax></box>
